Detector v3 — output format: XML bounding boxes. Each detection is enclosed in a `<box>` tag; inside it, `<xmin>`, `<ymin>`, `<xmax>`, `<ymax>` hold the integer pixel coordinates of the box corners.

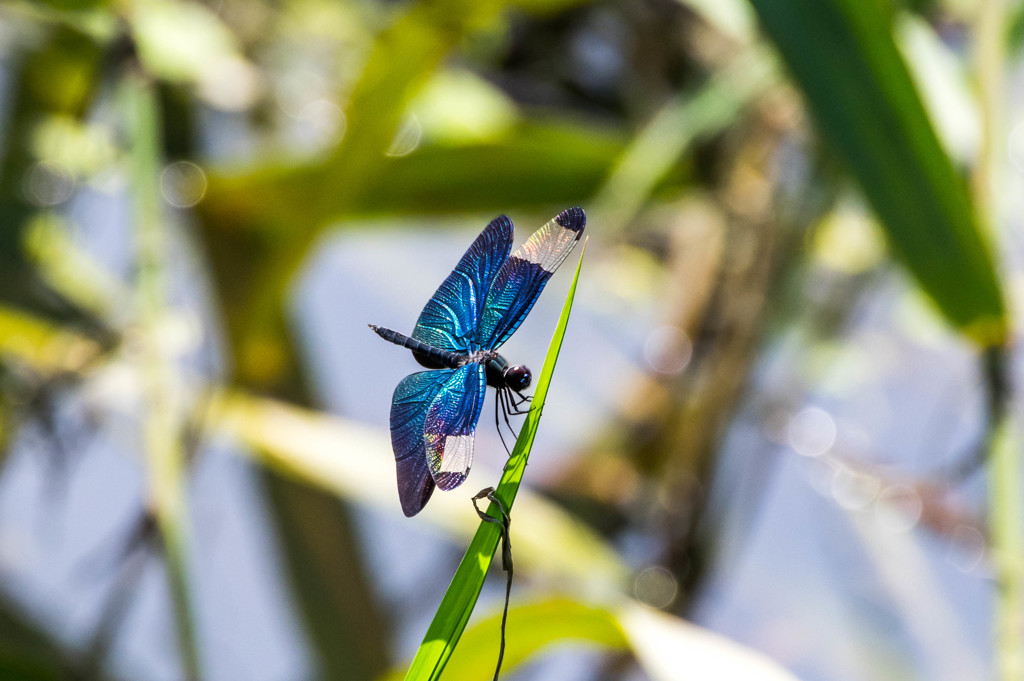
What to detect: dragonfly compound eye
<box><xmin>505</xmin><ymin>365</ymin><xmax>532</xmax><ymax>391</ymax></box>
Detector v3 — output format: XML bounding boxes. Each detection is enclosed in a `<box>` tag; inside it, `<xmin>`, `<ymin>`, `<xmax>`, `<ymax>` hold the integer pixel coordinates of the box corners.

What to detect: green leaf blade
<box><xmin>749</xmin><ymin>0</ymin><xmax>1007</xmax><ymax>344</ymax></box>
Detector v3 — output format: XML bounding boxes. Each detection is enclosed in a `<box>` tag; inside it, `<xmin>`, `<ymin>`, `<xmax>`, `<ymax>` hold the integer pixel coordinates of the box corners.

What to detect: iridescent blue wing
<box><xmin>423</xmin><ymin>363</ymin><xmax>487</xmax><ymax>491</ymax></box>
<box><xmin>412</xmin><ymin>216</ymin><xmax>514</xmax><ymax>355</ymax></box>
<box><xmin>389</xmin><ymin>370</ymin><xmax>452</xmax><ymax>516</ymax></box>
<box><xmin>477</xmin><ymin>207</ymin><xmax>585</xmax><ymax>350</ymax></box>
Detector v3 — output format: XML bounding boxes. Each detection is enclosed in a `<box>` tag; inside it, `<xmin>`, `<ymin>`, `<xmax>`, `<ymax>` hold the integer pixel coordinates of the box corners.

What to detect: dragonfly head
<box><xmin>503</xmin><ymin>365</ymin><xmax>532</xmax><ymax>392</ymax></box>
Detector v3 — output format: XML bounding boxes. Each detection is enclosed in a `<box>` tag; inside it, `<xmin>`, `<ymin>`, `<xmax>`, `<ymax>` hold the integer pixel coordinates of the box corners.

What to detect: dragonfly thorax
<box><xmin>484</xmin><ymin>353</ymin><xmax>532</xmax><ymax>392</ymax></box>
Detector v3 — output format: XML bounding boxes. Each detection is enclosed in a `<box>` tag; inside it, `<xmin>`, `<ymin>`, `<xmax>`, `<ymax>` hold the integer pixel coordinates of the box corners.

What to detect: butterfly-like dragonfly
<box><xmin>370</xmin><ymin>207</ymin><xmax>586</xmax><ymax>516</ymax></box>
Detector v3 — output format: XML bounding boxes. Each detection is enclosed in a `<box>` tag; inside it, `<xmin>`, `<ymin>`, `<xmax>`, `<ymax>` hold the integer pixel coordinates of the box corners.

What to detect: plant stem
<box><xmin>991</xmin><ymin>416</ymin><xmax>1024</xmax><ymax>680</ymax></box>
<box><xmin>985</xmin><ymin>347</ymin><xmax>1024</xmax><ymax>681</ymax></box>
<box><xmin>125</xmin><ymin>72</ymin><xmax>202</xmax><ymax>681</ymax></box>
<box><xmin>973</xmin><ymin>3</ymin><xmax>1023</xmax><ymax>679</ymax></box>
<box><xmin>973</xmin><ymin>0</ymin><xmax>1006</xmax><ymax>229</ymax></box>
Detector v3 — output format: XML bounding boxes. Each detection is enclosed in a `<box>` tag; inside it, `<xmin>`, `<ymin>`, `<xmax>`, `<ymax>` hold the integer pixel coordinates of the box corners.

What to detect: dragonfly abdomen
<box><xmin>369</xmin><ymin>324</ymin><xmax>464</xmax><ymax>369</ymax></box>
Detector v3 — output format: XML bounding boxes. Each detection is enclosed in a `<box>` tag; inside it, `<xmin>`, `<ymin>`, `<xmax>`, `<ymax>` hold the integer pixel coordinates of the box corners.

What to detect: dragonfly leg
<box><xmin>498</xmin><ymin>389</ymin><xmax>524</xmax><ymax>447</ymax></box>
<box><xmin>505</xmin><ymin>391</ymin><xmax>531</xmax><ymax>415</ymax></box>
<box><xmin>470</xmin><ymin>487</ymin><xmax>514</xmax><ymax>681</ymax></box>
<box><xmin>495</xmin><ymin>390</ymin><xmax>512</xmax><ymax>456</ymax></box>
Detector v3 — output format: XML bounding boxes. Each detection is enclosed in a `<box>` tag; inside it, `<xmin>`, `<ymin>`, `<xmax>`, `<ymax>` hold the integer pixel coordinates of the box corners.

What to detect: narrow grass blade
<box><xmin>124</xmin><ymin>74</ymin><xmax>201</xmax><ymax>681</ymax></box>
<box><xmin>403</xmin><ymin>240</ymin><xmax>588</xmax><ymax>681</ymax></box>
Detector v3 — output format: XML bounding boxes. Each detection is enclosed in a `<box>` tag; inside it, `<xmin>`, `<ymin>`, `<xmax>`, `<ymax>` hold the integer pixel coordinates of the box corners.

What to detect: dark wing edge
<box><xmin>390</xmin><ymin>370</ymin><xmax>453</xmax><ymax>516</ymax></box>
<box><xmin>412</xmin><ymin>216</ymin><xmax>514</xmax><ymax>354</ymax></box>
<box><xmin>477</xmin><ymin>206</ymin><xmax>586</xmax><ymax>349</ymax></box>
<box><xmin>423</xmin><ymin>363</ymin><xmax>487</xmax><ymax>491</ymax></box>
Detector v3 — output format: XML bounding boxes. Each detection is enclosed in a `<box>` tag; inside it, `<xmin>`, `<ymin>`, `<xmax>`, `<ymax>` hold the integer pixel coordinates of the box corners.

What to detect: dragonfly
<box><xmin>370</xmin><ymin>207</ymin><xmax>586</xmax><ymax>516</ymax></box>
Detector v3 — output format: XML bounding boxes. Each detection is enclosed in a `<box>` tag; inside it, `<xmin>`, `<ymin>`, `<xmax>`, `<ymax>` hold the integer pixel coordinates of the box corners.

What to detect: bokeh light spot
<box><xmin>161</xmin><ymin>161</ymin><xmax>207</xmax><ymax>208</ymax></box>
<box><xmin>787</xmin><ymin>407</ymin><xmax>836</xmax><ymax>457</ymax></box>
<box><xmin>643</xmin><ymin>325</ymin><xmax>693</xmax><ymax>375</ymax></box>
<box><xmin>24</xmin><ymin>161</ymin><xmax>74</xmax><ymax>206</ymax></box>
<box><xmin>633</xmin><ymin>566</ymin><xmax>678</xmax><ymax>608</ymax></box>
<box><xmin>386</xmin><ymin>115</ymin><xmax>422</xmax><ymax>157</ymax></box>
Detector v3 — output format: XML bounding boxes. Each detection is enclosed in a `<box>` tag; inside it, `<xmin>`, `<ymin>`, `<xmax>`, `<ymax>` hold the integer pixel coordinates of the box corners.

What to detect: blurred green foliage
<box><xmin>750</xmin><ymin>0</ymin><xmax>1006</xmax><ymax>344</ymax></box>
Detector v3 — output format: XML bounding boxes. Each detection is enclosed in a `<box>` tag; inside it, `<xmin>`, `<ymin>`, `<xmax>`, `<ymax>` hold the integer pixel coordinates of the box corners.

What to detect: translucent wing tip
<box><xmin>555</xmin><ymin>206</ymin><xmax>586</xmax><ymax>233</ymax></box>
<box><xmin>426</xmin><ymin>431</ymin><xmax>476</xmax><ymax>491</ymax></box>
